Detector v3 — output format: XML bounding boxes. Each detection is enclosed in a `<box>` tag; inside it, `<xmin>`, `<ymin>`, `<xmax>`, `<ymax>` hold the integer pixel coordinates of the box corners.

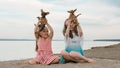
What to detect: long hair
<box><xmin>63</xmin><ymin>20</ymin><xmax>78</xmax><ymax>39</ymax></box>
<box><xmin>35</xmin><ymin>24</ymin><xmax>45</xmax><ymax>51</ymax></box>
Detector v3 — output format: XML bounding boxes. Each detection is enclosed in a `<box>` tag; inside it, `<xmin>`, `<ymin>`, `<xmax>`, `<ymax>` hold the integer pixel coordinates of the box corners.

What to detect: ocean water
<box><xmin>0</xmin><ymin>40</ymin><xmax>119</xmax><ymax>61</ymax></box>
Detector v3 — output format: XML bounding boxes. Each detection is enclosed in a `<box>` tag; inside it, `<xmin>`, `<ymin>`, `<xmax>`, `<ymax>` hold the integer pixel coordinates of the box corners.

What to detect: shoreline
<box><xmin>0</xmin><ymin>43</ymin><xmax>120</xmax><ymax>68</ymax></box>
<box><xmin>85</xmin><ymin>43</ymin><xmax>120</xmax><ymax>60</ymax></box>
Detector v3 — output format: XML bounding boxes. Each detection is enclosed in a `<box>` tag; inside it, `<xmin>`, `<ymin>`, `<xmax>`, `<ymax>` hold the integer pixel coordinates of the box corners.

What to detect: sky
<box><xmin>0</xmin><ymin>0</ymin><xmax>120</xmax><ymax>40</ymax></box>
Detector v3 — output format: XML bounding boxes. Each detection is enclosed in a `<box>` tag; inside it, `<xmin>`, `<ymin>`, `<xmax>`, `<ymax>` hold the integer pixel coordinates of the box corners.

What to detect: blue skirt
<box><xmin>59</xmin><ymin>45</ymin><xmax>84</xmax><ymax>63</ymax></box>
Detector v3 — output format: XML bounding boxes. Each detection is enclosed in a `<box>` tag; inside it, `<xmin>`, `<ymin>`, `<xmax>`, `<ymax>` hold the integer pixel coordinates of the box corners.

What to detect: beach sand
<box><xmin>0</xmin><ymin>43</ymin><xmax>120</xmax><ymax>68</ymax></box>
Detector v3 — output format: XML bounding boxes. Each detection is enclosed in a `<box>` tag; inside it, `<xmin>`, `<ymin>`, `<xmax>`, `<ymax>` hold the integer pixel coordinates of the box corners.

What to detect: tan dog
<box><xmin>40</xmin><ymin>9</ymin><xmax>49</xmax><ymax>24</ymax></box>
<box><xmin>65</xmin><ymin>9</ymin><xmax>81</xmax><ymax>26</ymax></box>
<box><xmin>35</xmin><ymin>9</ymin><xmax>49</xmax><ymax>26</ymax></box>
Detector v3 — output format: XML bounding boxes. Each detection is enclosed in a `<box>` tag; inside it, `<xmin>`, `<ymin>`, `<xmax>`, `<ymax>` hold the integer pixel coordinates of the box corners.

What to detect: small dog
<box><xmin>40</xmin><ymin>9</ymin><xmax>49</xmax><ymax>24</ymax></box>
<box><xmin>35</xmin><ymin>9</ymin><xmax>49</xmax><ymax>26</ymax></box>
<box><xmin>65</xmin><ymin>9</ymin><xmax>81</xmax><ymax>26</ymax></box>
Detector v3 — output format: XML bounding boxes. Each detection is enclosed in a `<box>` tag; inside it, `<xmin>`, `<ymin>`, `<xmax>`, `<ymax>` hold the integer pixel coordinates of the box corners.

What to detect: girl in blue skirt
<box><xmin>60</xmin><ymin>18</ymin><xmax>94</xmax><ymax>63</ymax></box>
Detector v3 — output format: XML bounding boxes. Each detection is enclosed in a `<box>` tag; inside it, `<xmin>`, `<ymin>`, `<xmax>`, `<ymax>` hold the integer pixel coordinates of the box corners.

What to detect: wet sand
<box><xmin>0</xmin><ymin>43</ymin><xmax>120</xmax><ymax>68</ymax></box>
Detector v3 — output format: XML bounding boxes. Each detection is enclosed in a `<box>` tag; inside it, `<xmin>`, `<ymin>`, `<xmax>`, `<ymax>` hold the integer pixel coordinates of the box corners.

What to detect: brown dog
<box><xmin>65</xmin><ymin>9</ymin><xmax>81</xmax><ymax>26</ymax></box>
<box><xmin>40</xmin><ymin>9</ymin><xmax>49</xmax><ymax>24</ymax></box>
<box><xmin>35</xmin><ymin>9</ymin><xmax>49</xmax><ymax>26</ymax></box>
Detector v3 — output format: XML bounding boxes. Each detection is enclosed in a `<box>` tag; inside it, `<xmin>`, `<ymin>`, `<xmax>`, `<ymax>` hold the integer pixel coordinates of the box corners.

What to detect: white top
<box><xmin>65</xmin><ymin>32</ymin><xmax>84</xmax><ymax>48</ymax></box>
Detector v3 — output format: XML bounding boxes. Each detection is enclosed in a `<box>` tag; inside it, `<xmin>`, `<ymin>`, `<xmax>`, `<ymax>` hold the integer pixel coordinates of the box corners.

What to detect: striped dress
<box><xmin>34</xmin><ymin>38</ymin><xmax>59</xmax><ymax>64</ymax></box>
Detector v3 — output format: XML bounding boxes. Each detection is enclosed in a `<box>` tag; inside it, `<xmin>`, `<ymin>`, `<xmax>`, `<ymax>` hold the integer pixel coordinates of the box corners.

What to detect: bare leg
<box><xmin>61</xmin><ymin>50</ymin><xmax>76</xmax><ymax>62</ymax></box>
<box><xmin>69</xmin><ymin>51</ymin><xmax>94</xmax><ymax>63</ymax></box>
<box><xmin>50</xmin><ymin>57</ymin><xmax>60</xmax><ymax>64</ymax></box>
<box><xmin>22</xmin><ymin>59</ymin><xmax>37</xmax><ymax>64</ymax></box>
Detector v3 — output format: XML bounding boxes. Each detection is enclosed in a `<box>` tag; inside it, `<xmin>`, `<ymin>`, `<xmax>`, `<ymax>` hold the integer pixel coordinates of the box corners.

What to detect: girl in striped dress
<box><xmin>23</xmin><ymin>23</ymin><xmax>60</xmax><ymax>65</ymax></box>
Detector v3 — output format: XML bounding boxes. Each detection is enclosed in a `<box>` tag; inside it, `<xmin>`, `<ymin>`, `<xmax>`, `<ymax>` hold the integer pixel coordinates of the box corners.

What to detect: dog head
<box><xmin>41</xmin><ymin>9</ymin><xmax>49</xmax><ymax>18</ymax></box>
<box><xmin>67</xmin><ymin>9</ymin><xmax>77</xmax><ymax>14</ymax></box>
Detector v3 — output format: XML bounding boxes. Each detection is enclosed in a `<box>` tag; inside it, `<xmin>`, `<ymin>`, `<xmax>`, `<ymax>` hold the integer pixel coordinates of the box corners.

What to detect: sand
<box><xmin>0</xmin><ymin>43</ymin><xmax>120</xmax><ymax>68</ymax></box>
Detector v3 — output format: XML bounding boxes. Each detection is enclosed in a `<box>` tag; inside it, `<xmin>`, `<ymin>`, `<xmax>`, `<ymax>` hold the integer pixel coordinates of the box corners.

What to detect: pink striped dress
<box><xmin>34</xmin><ymin>38</ymin><xmax>59</xmax><ymax>64</ymax></box>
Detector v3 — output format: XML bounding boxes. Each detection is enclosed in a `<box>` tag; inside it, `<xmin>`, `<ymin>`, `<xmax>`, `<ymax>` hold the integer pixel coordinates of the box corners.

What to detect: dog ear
<box><xmin>67</xmin><ymin>10</ymin><xmax>73</xmax><ymax>13</ymax></box>
<box><xmin>74</xmin><ymin>9</ymin><xmax>77</xmax><ymax>12</ymax></box>
<box><xmin>67</xmin><ymin>10</ymin><xmax>70</xmax><ymax>13</ymax></box>
<box><xmin>37</xmin><ymin>16</ymin><xmax>41</xmax><ymax>20</ymax></box>
<box><xmin>46</xmin><ymin>12</ymin><xmax>50</xmax><ymax>15</ymax></box>
<box><xmin>41</xmin><ymin>9</ymin><xmax>44</xmax><ymax>13</ymax></box>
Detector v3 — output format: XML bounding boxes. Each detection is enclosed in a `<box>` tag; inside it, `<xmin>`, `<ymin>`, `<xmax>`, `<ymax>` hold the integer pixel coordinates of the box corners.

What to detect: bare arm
<box><xmin>46</xmin><ymin>23</ymin><xmax>54</xmax><ymax>40</ymax></box>
<box><xmin>65</xmin><ymin>23</ymin><xmax>70</xmax><ymax>39</ymax></box>
<box><xmin>77</xmin><ymin>23</ymin><xmax>83</xmax><ymax>37</ymax></box>
<box><xmin>34</xmin><ymin>24</ymin><xmax>39</xmax><ymax>40</ymax></box>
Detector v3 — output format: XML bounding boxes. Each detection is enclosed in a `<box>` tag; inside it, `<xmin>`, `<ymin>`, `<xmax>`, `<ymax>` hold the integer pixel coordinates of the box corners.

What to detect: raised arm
<box><xmin>34</xmin><ymin>24</ymin><xmax>39</xmax><ymax>40</ymax></box>
<box><xmin>46</xmin><ymin>23</ymin><xmax>54</xmax><ymax>40</ymax></box>
<box><xmin>65</xmin><ymin>22</ymin><xmax>71</xmax><ymax>39</ymax></box>
<box><xmin>34</xmin><ymin>17</ymin><xmax>41</xmax><ymax>40</ymax></box>
<box><xmin>77</xmin><ymin>23</ymin><xmax>83</xmax><ymax>37</ymax></box>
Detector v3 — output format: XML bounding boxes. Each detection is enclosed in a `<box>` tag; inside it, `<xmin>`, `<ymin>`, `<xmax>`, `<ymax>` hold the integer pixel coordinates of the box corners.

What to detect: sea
<box><xmin>0</xmin><ymin>39</ymin><xmax>119</xmax><ymax>61</ymax></box>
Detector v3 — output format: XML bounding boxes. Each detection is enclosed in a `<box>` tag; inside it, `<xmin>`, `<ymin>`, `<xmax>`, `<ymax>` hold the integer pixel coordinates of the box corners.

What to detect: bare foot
<box><xmin>22</xmin><ymin>60</ymin><xmax>36</xmax><ymax>64</ymax></box>
<box><xmin>87</xmin><ymin>58</ymin><xmax>95</xmax><ymax>63</ymax></box>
